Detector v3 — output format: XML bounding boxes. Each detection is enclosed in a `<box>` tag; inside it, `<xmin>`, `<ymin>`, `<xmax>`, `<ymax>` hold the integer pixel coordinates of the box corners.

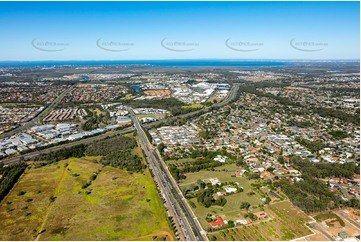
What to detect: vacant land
<box><xmin>0</xmin><ymin>157</ymin><xmax>173</xmax><ymax>240</ymax></box>
<box><xmin>313</xmin><ymin>210</ymin><xmax>360</xmax><ymax>240</ymax></box>
<box><xmin>208</xmin><ymin>201</ymin><xmax>314</xmax><ymax>241</ymax></box>
<box><xmin>181</xmin><ymin>104</ymin><xmax>204</xmax><ymax>109</ymax></box>
<box><xmin>137</xmin><ymin>113</ymin><xmax>168</xmax><ymax>119</ymax></box>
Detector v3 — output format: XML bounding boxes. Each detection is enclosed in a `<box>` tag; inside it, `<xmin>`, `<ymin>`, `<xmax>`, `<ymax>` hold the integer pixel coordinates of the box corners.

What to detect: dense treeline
<box><xmin>187</xmin><ymin>148</ymin><xmax>233</xmax><ymax>160</ymax></box>
<box><xmin>34</xmin><ymin>144</ymin><xmax>87</xmax><ymax>163</ymax></box>
<box><xmin>274</xmin><ymin>176</ymin><xmax>344</xmax><ymax>213</ymax></box>
<box><xmin>169</xmin><ymin>165</ymin><xmax>187</xmax><ymax>181</ymax></box>
<box><xmin>122</xmin><ymin>97</ymin><xmax>196</xmax><ymax>115</ymax></box>
<box><xmin>275</xmin><ymin>156</ymin><xmax>359</xmax><ymax>212</ymax></box>
<box><xmin>197</xmin><ymin>188</ymin><xmax>227</xmax><ymax>208</ymax></box>
<box><xmin>0</xmin><ymin>163</ymin><xmax>27</xmax><ymax>202</ymax></box>
<box><xmin>100</xmin><ymin>150</ymin><xmax>145</xmax><ymax>173</ymax></box>
<box><xmin>85</xmin><ymin>136</ymin><xmax>136</xmax><ymax>156</ymax></box>
<box><xmin>290</xmin><ymin>156</ymin><xmax>359</xmax><ymax>179</ymax></box>
<box><xmin>198</xmin><ymin>129</ymin><xmax>217</xmax><ymax>140</ymax></box>
<box><xmin>33</xmin><ymin>135</ymin><xmax>145</xmax><ymax>173</ymax></box>
<box><xmin>169</xmin><ymin>158</ymin><xmax>225</xmax><ymax>181</ymax></box>
<box><xmin>171</xmin><ymin>107</ymin><xmax>203</xmax><ymax>116</ymax></box>
<box><xmin>122</xmin><ymin>97</ymin><xmax>185</xmax><ymax>109</ymax></box>
<box><xmin>295</xmin><ymin>137</ymin><xmax>326</xmax><ymax>153</ymax></box>
<box><xmin>328</xmin><ymin>130</ymin><xmax>349</xmax><ymax>139</ymax></box>
<box><xmin>287</xmin><ymin>119</ymin><xmax>313</xmax><ymax>128</ymax></box>
<box><xmin>181</xmin><ymin>158</ymin><xmax>226</xmax><ymax>173</ymax></box>
<box><xmin>313</xmin><ymin>107</ymin><xmax>359</xmax><ymax>125</ymax></box>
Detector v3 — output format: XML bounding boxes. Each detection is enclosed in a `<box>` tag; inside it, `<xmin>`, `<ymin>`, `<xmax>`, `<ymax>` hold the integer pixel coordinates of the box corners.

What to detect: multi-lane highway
<box><xmin>1</xmin><ymin>84</ymin><xmax>239</xmax><ymax>167</ymax></box>
<box><xmin>131</xmin><ymin>108</ymin><xmax>206</xmax><ymax>241</ymax></box>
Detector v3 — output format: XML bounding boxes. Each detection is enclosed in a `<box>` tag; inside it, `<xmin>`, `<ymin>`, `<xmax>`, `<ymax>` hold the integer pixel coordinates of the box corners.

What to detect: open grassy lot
<box><xmin>137</xmin><ymin>114</ymin><xmax>168</xmax><ymax>119</ymax></box>
<box><xmin>179</xmin><ymin>168</ymin><xmax>263</xmax><ymax>228</ymax></box>
<box><xmin>178</xmin><ymin>164</ymin><xmax>242</xmax><ymax>187</ymax></box>
<box><xmin>0</xmin><ymin>157</ymin><xmax>173</xmax><ymax>241</ymax></box>
<box><xmin>208</xmin><ymin>201</ymin><xmax>314</xmax><ymax>241</ymax></box>
<box><xmin>181</xmin><ymin>104</ymin><xmax>204</xmax><ymax>109</ymax></box>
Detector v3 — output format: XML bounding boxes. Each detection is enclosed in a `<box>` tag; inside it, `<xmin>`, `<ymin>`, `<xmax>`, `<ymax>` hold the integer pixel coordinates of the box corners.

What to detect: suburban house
<box><xmin>209</xmin><ymin>216</ymin><xmax>225</xmax><ymax>227</ymax></box>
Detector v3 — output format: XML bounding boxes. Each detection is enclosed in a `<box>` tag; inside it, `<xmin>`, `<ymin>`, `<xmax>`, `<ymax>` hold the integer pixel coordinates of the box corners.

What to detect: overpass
<box><xmin>0</xmin><ymin>83</ymin><xmax>240</xmax><ymax>166</ymax></box>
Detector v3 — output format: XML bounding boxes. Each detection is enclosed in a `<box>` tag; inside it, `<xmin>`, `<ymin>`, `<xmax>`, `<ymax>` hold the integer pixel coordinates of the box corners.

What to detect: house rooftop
<box><xmin>209</xmin><ymin>216</ymin><xmax>225</xmax><ymax>227</ymax></box>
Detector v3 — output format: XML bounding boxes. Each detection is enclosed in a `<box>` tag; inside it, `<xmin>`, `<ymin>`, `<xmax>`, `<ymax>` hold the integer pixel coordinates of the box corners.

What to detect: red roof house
<box><xmin>209</xmin><ymin>216</ymin><xmax>225</xmax><ymax>227</ymax></box>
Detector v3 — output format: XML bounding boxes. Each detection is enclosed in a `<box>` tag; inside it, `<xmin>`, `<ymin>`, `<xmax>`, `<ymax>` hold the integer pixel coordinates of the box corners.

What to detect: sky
<box><xmin>0</xmin><ymin>1</ymin><xmax>359</xmax><ymax>61</ymax></box>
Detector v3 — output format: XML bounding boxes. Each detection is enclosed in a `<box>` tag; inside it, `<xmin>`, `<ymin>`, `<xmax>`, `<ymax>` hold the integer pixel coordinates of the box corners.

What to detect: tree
<box><xmin>248</xmin><ymin>213</ymin><xmax>257</xmax><ymax>221</ymax></box>
<box><xmin>240</xmin><ymin>202</ymin><xmax>251</xmax><ymax>211</ymax></box>
<box><xmin>209</xmin><ymin>235</ymin><xmax>217</xmax><ymax>241</ymax></box>
<box><xmin>264</xmin><ymin>197</ymin><xmax>271</xmax><ymax>205</ymax></box>
<box><xmin>227</xmin><ymin>220</ymin><xmax>235</xmax><ymax>227</ymax></box>
<box><xmin>236</xmin><ymin>159</ymin><xmax>245</xmax><ymax>166</ymax></box>
<box><xmin>349</xmin><ymin>198</ymin><xmax>360</xmax><ymax>208</ymax></box>
<box><xmin>157</xmin><ymin>143</ymin><xmax>166</xmax><ymax>153</ymax></box>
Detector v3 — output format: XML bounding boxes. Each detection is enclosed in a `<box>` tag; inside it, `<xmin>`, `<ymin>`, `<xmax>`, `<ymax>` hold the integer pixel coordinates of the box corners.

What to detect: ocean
<box><xmin>0</xmin><ymin>60</ymin><xmax>290</xmax><ymax>68</ymax></box>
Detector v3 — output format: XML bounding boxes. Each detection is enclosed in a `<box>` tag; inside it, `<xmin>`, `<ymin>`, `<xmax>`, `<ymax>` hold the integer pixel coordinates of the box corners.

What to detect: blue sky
<box><xmin>0</xmin><ymin>1</ymin><xmax>359</xmax><ymax>60</ymax></box>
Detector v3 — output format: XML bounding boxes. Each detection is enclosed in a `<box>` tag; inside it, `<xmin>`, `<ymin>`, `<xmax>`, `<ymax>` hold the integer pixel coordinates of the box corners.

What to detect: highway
<box><xmin>130</xmin><ymin>108</ymin><xmax>206</xmax><ymax>241</ymax></box>
<box><xmin>0</xmin><ymin>84</ymin><xmax>240</xmax><ymax>167</ymax></box>
<box><xmin>1</xmin><ymin>126</ymin><xmax>135</xmax><ymax>165</ymax></box>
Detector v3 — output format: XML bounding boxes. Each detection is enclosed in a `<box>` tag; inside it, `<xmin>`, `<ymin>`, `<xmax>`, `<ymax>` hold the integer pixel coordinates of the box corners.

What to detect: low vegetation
<box><xmin>208</xmin><ymin>201</ymin><xmax>313</xmax><ymax>241</ymax></box>
<box><xmin>0</xmin><ymin>157</ymin><xmax>173</xmax><ymax>240</ymax></box>
<box><xmin>314</xmin><ymin>212</ymin><xmax>345</xmax><ymax>227</ymax></box>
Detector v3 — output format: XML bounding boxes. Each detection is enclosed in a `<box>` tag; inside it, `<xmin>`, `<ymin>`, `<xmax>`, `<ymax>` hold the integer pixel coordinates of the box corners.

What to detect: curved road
<box><xmin>1</xmin><ymin>84</ymin><xmax>240</xmax><ymax>166</ymax></box>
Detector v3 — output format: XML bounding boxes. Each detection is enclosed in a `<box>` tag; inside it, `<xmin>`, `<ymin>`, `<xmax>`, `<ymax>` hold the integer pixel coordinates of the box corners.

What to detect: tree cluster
<box><xmin>168</xmin><ymin>158</ymin><xmax>225</xmax><ymax>181</ymax></box>
<box><xmin>290</xmin><ymin>156</ymin><xmax>359</xmax><ymax>179</ymax></box>
<box><xmin>197</xmin><ymin>188</ymin><xmax>227</xmax><ymax>208</ymax></box>
<box><xmin>295</xmin><ymin>137</ymin><xmax>326</xmax><ymax>153</ymax></box>
<box><xmin>274</xmin><ymin>176</ymin><xmax>344</xmax><ymax>213</ymax></box>
<box><xmin>34</xmin><ymin>144</ymin><xmax>87</xmax><ymax>163</ymax></box>
<box><xmin>100</xmin><ymin>150</ymin><xmax>145</xmax><ymax>173</ymax></box>
<box><xmin>85</xmin><ymin>136</ymin><xmax>136</xmax><ymax>156</ymax></box>
<box><xmin>0</xmin><ymin>163</ymin><xmax>26</xmax><ymax>202</ymax></box>
<box><xmin>81</xmin><ymin>109</ymin><xmax>110</xmax><ymax>131</ymax></box>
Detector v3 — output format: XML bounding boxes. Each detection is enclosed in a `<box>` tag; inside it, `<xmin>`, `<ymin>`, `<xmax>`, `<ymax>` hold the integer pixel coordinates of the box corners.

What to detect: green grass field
<box><xmin>181</xmin><ymin>104</ymin><xmax>204</xmax><ymax>109</ymax></box>
<box><xmin>179</xmin><ymin>167</ymin><xmax>264</xmax><ymax>229</ymax></box>
<box><xmin>137</xmin><ymin>114</ymin><xmax>168</xmax><ymax>119</ymax></box>
<box><xmin>0</xmin><ymin>156</ymin><xmax>173</xmax><ymax>240</ymax></box>
<box><xmin>208</xmin><ymin>201</ymin><xmax>313</xmax><ymax>241</ymax></box>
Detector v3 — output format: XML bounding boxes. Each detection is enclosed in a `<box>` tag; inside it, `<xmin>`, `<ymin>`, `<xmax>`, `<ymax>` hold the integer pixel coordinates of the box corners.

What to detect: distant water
<box><xmin>132</xmin><ymin>85</ymin><xmax>141</xmax><ymax>92</ymax></box>
<box><xmin>0</xmin><ymin>60</ymin><xmax>290</xmax><ymax>68</ymax></box>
